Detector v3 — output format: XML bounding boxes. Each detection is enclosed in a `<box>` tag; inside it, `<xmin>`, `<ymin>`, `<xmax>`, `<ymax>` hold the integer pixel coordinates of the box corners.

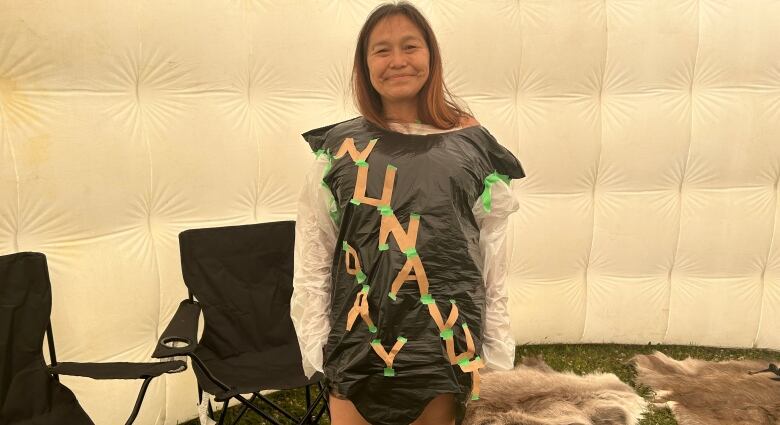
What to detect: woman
<box><xmin>291</xmin><ymin>2</ymin><xmax>525</xmax><ymax>424</ymax></box>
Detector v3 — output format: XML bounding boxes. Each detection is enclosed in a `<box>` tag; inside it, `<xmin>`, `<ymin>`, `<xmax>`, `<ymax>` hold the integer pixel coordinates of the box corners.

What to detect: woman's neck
<box><xmin>382</xmin><ymin>101</ymin><xmax>420</xmax><ymax>124</ymax></box>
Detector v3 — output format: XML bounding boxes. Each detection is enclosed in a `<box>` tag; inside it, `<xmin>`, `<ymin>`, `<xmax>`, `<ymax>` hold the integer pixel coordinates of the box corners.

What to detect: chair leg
<box><xmin>217</xmin><ymin>401</ymin><xmax>229</xmax><ymax>425</ymax></box>
<box><xmin>255</xmin><ymin>393</ymin><xmax>298</xmax><ymax>422</ymax></box>
<box><xmin>295</xmin><ymin>389</ymin><xmax>326</xmax><ymax>425</ymax></box>
<box><xmin>124</xmin><ymin>376</ymin><xmax>153</xmax><ymax>425</ymax></box>
<box><xmin>319</xmin><ymin>382</ymin><xmax>331</xmax><ymax>422</ymax></box>
<box><xmin>230</xmin><ymin>394</ymin><xmax>256</xmax><ymax>425</ymax></box>
<box><xmin>305</xmin><ymin>385</ymin><xmax>312</xmax><ymax>424</ymax></box>
<box><xmin>234</xmin><ymin>395</ymin><xmax>282</xmax><ymax>425</ymax></box>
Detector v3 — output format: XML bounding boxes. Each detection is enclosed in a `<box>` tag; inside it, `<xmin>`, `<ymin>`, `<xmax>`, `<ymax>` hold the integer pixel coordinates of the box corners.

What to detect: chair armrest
<box><xmin>49</xmin><ymin>360</ymin><xmax>186</xmax><ymax>379</ymax></box>
<box><xmin>152</xmin><ymin>299</ymin><xmax>201</xmax><ymax>359</ymax></box>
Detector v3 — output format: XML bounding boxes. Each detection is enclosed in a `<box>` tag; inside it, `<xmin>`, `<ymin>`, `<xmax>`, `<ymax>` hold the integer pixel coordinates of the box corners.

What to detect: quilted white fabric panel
<box><xmin>0</xmin><ymin>1</ymin><xmax>778</xmax><ymax>423</ymax></box>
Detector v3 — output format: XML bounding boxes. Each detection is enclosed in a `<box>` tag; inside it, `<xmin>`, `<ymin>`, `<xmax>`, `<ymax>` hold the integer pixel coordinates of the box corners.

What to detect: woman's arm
<box><xmin>472</xmin><ymin>178</ymin><xmax>519</xmax><ymax>371</ymax></box>
<box><xmin>291</xmin><ymin>156</ymin><xmax>338</xmax><ymax>379</ymax></box>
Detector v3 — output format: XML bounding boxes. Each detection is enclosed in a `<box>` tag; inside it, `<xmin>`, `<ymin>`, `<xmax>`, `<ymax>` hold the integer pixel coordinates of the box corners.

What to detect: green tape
<box><xmin>471</xmin><ymin>394</ymin><xmax>480</xmax><ymax>400</ymax></box>
<box><xmin>355</xmin><ymin>159</ymin><xmax>368</xmax><ymax>167</ymax></box>
<box><xmin>314</xmin><ymin>149</ymin><xmax>325</xmax><ymax>158</ymax></box>
<box><xmin>388</xmin><ymin>292</ymin><xmax>397</xmax><ymax>300</ymax></box>
<box><xmin>384</xmin><ymin>367</ymin><xmax>395</xmax><ymax>377</ymax></box>
<box><xmin>356</xmin><ymin>270</ymin><xmax>367</xmax><ymax>283</ymax></box>
<box><xmin>361</xmin><ymin>284</ymin><xmax>369</xmax><ymax>294</ymax></box>
<box><xmin>368</xmin><ymin>325</ymin><xmax>377</xmax><ymax>333</ymax></box>
<box><xmin>377</xmin><ymin>205</ymin><xmax>393</xmax><ymax>216</ymax></box>
<box><xmin>350</xmin><ymin>198</ymin><xmax>361</xmax><ymax>206</ymax></box>
<box><xmin>440</xmin><ymin>328</ymin><xmax>453</xmax><ymax>340</ymax></box>
<box><xmin>474</xmin><ymin>355</ymin><xmax>481</xmax><ymax>362</ymax></box>
<box><xmin>458</xmin><ymin>357</ymin><xmax>470</xmax><ymax>367</ymax></box>
<box><xmin>420</xmin><ymin>294</ymin><xmax>434</xmax><ymax>305</ymax></box>
<box><xmin>410</xmin><ymin>212</ymin><xmax>420</xmax><ymax>220</ymax></box>
<box><xmin>450</xmin><ymin>299</ymin><xmax>457</xmax><ymax>304</ymax></box>
<box><xmin>342</xmin><ymin>241</ymin><xmax>349</xmax><ymax>251</ymax></box>
<box><xmin>462</xmin><ymin>323</ymin><xmax>469</xmax><ymax>330</ymax></box>
<box><xmin>404</xmin><ymin>248</ymin><xmax>418</xmax><ymax>258</ymax></box>
<box><xmin>481</xmin><ymin>170</ymin><xmax>511</xmax><ymax>213</ymax></box>
<box><xmin>378</xmin><ymin>243</ymin><xmax>389</xmax><ymax>251</ymax></box>
<box><xmin>371</xmin><ymin>339</ymin><xmax>381</xmax><ymax>345</ymax></box>
<box><xmin>397</xmin><ymin>336</ymin><xmax>407</xmax><ymax>343</ymax></box>
<box><xmin>387</xmin><ymin>164</ymin><xmax>397</xmax><ymax>170</ymax></box>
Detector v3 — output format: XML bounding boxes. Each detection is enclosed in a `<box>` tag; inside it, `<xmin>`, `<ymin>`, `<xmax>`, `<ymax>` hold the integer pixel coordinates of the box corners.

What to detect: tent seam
<box><xmin>580</xmin><ymin>0</ymin><xmax>610</xmax><ymax>341</ymax></box>
<box><xmin>664</xmin><ymin>0</ymin><xmax>701</xmax><ymax>342</ymax></box>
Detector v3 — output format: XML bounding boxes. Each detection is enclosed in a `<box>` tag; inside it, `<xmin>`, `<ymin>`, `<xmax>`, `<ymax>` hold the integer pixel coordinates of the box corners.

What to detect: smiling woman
<box><xmin>291</xmin><ymin>2</ymin><xmax>526</xmax><ymax>425</ymax></box>
<box><xmin>350</xmin><ymin>1</ymin><xmax>476</xmax><ymax>132</ymax></box>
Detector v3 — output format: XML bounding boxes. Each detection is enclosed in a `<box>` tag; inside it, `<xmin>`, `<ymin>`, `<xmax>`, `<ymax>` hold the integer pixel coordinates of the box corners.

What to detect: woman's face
<box><xmin>366</xmin><ymin>15</ymin><xmax>430</xmax><ymax>108</ymax></box>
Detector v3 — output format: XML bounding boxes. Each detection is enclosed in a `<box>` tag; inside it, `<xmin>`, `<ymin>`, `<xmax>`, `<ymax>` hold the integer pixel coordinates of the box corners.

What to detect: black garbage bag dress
<box><xmin>301</xmin><ymin>116</ymin><xmax>525</xmax><ymax>425</ymax></box>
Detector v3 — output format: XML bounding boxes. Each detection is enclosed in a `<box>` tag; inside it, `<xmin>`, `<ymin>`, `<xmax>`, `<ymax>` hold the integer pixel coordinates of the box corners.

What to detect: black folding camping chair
<box><xmin>0</xmin><ymin>251</ymin><xmax>186</xmax><ymax>425</ymax></box>
<box><xmin>152</xmin><ymin>221</ymin><xmax>329</xmax><ymax>425</ymax></box>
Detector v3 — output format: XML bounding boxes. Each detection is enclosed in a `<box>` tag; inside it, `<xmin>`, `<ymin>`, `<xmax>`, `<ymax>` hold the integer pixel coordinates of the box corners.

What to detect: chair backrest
<box><xmin>178</xmin><ymin>221</ymin><xmax>299</xmax><ymax>358</ymax></box>
<box><xmin>0</xmin><ymin>252</ymin><xmax>92</xmax><ymax>424</ymax></box>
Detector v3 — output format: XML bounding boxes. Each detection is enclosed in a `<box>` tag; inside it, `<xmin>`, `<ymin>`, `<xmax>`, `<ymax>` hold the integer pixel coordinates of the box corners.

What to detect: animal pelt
<box><xmin>632</xmin><ymin>350</ymin><xmax>780</xmax><ymax>425</ymax></box>
<box><xmin>463</xmin><ymin>356</ymin><xmax>647</xmax><ymax>425</ymax></box>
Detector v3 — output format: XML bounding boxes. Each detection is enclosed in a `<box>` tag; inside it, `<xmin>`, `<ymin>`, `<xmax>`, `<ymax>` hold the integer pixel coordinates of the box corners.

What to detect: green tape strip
<box><xmin>458</xmin><ymin>357</ymin><xmax>470</xmax><ymax>367</ymax></box>
<box><xmin>384</xmin><ymin>367</ymin><xmax>395</xmax><ymax>377</ymax></box>
<box><xmin>410</xmin><ymin>212</ymin><xmax>420</xmax><ymax>220</ymax></box>
<box><xmin>462</xmin><ymin>323</ymin><xmax>469</xmax><ymax>330</ymax></box>
<box><xmin>371</xmin><ymin>339</ymin><xmax>381</xmax><ymax>345</ymax></box>
<box><xmin>342</xmin><ymin>241</ymin><xmax>349</xmax><ymax>251</ymax></box>
<box><xmin>450</xmin><ymin>299</ymin><xmax>457</xmax><ymax>304</ymax></box>
<box><xmin>474</xmin><ymin>355</ymin><xmax>482</xmax><ymax>362</ymax></box>
<box><xmin>356</xmin><ymin>270</ymin><xmax>367</xmax><ymax>283</ymax></box>
<box><xmin>378</xmin><ymin>243</ymin><xmax>389</xmax><ymax>251</ymax></box>
<box><xmin>420</xmin><ymin>294</ymin><xmax>434</xmax><ymax>305</ymax></box>
<box><xmin>471</xmin><ymin>394</ymin><xmax>480</xmax><ymax>400</ymax></box>
<box><xmin>481</xmin><ymin>170</ymin><xmax>511</xmax><ymax>213</ymax></box>
<box><xmin>350</xmin><ymin>198</ymin><xmax>361</xmax><ymax>206</ymax></box>
<box><xmin>369</xmin><ymin>325</ymin><xmax>377</xmax><ymax>333</ymax></box>
<box><xmin>355</xmin><ymin>159</ymin><xmax>368</xmax><ymax>167</ymax></box>
<box><xmin>397</xmin><ymin>336</ymin><xmax>407</xmax><ymax>343</ymax></box>
<box><xmin>377</xmin><ymin>205</ymin><xmax>393</xmax><ymax>216</ymax></box>
<box><xmin>404</xmin><ymin>248</ymin><xmax>418</xmax><ymax>258</ymax></box>
<box><xmin>361</xmin><ymin>284</ymin><xmax>369</xmax><ymax>294</ymax></box>
<box><xmin>440</xmin><ymin>328</ymin><xmax>453</xmax><ymax>340</ymax></box>
<box><xmin>387</xmin><ymin>164</ymin><xmax>397</xmax><ymax>170</ymax></box>
<box><xmin>388</xmin><ymin>292</ymin><xmax>397</xmax><ymax>300</ymax></box>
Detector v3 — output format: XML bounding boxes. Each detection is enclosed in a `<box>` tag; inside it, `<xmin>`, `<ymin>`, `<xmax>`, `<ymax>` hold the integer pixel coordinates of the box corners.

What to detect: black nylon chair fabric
<box><xmin>178</xmin><ymin>221</ymin><xmax>320</xmax><ymax>401</ymax></box>
<box><xmin>0</xmin><ymin>252</ymin><xmax>93</xmax><ymax>425</ymax></box>
<box><xmin>50</xmin><ymin>360</ymin><xmax>186</xmax><ymax>380</ymax></box>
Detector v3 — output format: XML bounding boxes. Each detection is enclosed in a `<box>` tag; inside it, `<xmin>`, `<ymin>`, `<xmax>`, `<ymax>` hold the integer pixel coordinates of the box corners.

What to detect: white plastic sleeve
<box><xmin>290</xmin><ymin>156</ymin><xmax>338</xmax><ymax>379</ymax></box>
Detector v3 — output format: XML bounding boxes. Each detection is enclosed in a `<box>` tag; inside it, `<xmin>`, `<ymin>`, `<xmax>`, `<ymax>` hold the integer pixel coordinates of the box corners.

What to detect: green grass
<box><xmin>180</xmin><ymin>343</ymin><xmax>779</xmax><ymax>425</ymax></box>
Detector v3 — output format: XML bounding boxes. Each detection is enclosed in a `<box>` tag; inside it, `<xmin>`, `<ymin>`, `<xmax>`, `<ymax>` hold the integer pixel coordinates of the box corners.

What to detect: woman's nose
<box><xmin>389</xmin><ymin>49</ymin><xmax>407</xmax><ymax>67</ymax></box>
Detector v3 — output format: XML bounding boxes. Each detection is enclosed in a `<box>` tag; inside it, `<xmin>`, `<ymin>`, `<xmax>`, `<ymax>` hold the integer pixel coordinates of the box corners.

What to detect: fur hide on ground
<box><xmin>463</xmin><ymin>356</ymin><xmax>647</xmax><ymax>425</ymax></box>
<box><xmin>632</xmin><ymin>350</ymin><xmax>780</xmax><ymax>425</ymax></box>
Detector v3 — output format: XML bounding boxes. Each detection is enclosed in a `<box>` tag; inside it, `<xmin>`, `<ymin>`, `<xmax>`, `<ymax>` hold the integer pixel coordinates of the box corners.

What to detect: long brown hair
<box><xmin>351</xmin><ymin>1</ymin><xmax>473</xmax><ymax>130</ymax></box>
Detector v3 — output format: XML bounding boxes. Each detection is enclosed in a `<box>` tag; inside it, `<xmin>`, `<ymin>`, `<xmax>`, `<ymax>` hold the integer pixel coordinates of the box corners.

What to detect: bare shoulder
<box><xmin>458</xmin><ymin>115</ymin><xmax>480</xmax><ymax>128</ymax></box>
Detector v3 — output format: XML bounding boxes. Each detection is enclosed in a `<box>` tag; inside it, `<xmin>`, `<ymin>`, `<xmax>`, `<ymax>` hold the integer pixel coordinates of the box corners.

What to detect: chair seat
<box><xmin>192</xmin><ymin>343</ymin><xmax>322</xmax><ymax>401</ymax></box>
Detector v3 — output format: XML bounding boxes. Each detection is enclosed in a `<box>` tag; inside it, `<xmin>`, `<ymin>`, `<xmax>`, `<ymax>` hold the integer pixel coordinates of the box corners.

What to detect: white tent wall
<box><xmin>0</xmin><ymin>0</ymin><xmax>778</xmax><ymax>423</ymax></box>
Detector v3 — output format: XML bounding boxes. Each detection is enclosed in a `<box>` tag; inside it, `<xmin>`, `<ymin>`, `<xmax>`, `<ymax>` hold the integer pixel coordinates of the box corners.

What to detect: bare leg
<box><xmin>410</xmin><ymin>393</ymin><xmax>456</xmax><ymax>425</ymax></box>
<box><xmin>329</xmin><ymin>392</ymin><xmax>371</xmax><ymax>425</ymax></box>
